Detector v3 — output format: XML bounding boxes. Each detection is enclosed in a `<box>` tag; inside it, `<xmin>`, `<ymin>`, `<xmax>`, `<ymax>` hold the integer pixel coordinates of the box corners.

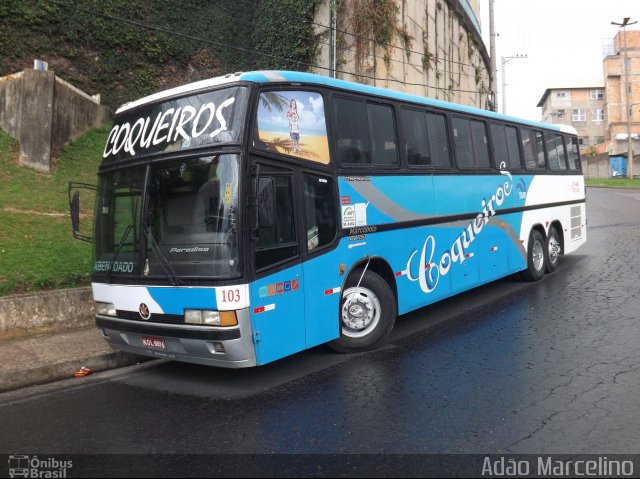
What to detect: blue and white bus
<box><xmin>70</xmin><ymin>71</ymin><xmax>586</xmax><ymax>368</ymax></box>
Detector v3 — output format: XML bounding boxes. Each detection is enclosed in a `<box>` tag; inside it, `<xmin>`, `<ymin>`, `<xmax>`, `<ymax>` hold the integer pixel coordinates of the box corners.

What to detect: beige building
<box><xmin>537</xmin><ymin>82</ymin><xmax>607</xmax><ymax>150</ymax></box>
<box><xmin>313</xmin><ymin>0</ymin><xmax>491</xmax><ymax>110</ymax></box>
<box><xmin>603</xmin><ymin>29</ymin><xmax>640</xmax><ymax>162</ymax></box>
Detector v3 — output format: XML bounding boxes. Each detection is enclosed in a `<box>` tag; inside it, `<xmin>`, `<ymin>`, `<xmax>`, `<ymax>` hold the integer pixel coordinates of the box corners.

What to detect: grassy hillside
<box><xmin>0</xmin><ymin>127</ymin><xmax>108</xmax><ymax>296</ymax></box>
<box><xmin>0</xmin><ymin>0</ymin><xmax>322</xmax><ymax>112</ymax></box>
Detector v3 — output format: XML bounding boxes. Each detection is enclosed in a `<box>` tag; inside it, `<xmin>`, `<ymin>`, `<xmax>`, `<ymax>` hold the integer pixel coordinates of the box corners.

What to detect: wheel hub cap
<box><xmin>341</xmin><ymin>287</ymin><xmax>381</xmax><ymax>338</ymax></box>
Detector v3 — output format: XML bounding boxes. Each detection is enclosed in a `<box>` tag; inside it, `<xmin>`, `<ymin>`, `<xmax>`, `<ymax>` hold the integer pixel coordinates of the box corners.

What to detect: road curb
<box><xmin>0</xmin><ymin>351</ymin><xmax>147</xmax><ymax>393</ymax></box>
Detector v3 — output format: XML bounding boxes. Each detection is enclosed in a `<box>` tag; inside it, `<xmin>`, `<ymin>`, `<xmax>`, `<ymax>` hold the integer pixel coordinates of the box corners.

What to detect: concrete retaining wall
<box><xmin>0</xmin><ymin>72</ymin><xmax>23</xmax><ymax>138</ymax></box>
<box><xmin>52</xmin><ymin>76</ymin><xmax>109</xmax><ymax>162</ymax></box>
<box><xmin>583</xmin><ymin>153</ymin><xmax>611</xmax><ymax>179</ymax></box>
<box><xmin>0</xmin><ymin>287</ymin><xmax>94</xmax><ymax>340</ymax></box>
<box><xmin>0</xmin><ymin>69</ymin><xmax>109</xmax><ymax>173</ymax></box>
<box><xmin>18</xmin><ymin>69</ymin><xmax>56</xmax><ymax>172</ymax></box>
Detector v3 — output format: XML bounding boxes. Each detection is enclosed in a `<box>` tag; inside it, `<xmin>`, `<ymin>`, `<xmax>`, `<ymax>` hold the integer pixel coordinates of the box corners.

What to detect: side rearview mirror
<box><xmin>70</xmin><ymin>191</ymin><xmax>80</xmax><ymax>233</ymax></box>
<box><xmin>68</xmin><ymin>182</ymin><xmax>97</xmax><ymax>243</ymax></box>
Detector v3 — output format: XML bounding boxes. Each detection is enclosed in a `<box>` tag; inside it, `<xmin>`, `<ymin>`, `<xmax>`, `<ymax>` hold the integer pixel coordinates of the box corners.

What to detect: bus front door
<box><xmin>249</xmin><ymin>164</ymin><xmax>307</xmax><ymax>365</ymax></box>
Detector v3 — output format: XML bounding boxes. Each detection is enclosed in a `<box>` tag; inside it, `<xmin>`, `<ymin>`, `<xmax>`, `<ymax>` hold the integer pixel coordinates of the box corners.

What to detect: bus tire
<box><xmin>545</xmin><ymin>225</ymin><xmax>562</xmax><ymax>273</ymax></box>
<box><xmin>521</xmin><ymin>229</ymin><xmax>546</xmax><ymax>282</ymax></box>
<box><xmin>329</xmin><ymin>270</ymin><xmax>396</xmax><ymax>353</ymax></box>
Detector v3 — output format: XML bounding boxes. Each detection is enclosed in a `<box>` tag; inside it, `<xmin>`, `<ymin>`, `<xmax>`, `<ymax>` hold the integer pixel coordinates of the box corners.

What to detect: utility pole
<box><xmin>489</xmin><ymin>0</ymin><xmax>498</xmax><ymax>111</ymax></box>
<box><xmin>612</xmin><ymin>17</ymin><xmax>637</xmax><ymax>178</ymax></box>
<box><xmin>501</xmin><ymin>54</ymin><xmax>527</xmax><ymax>115</ymax></box>
<box><xmin>329</xmin><ymin>2</ymin><xmax>337</xmax><ymax>78</ymax></box>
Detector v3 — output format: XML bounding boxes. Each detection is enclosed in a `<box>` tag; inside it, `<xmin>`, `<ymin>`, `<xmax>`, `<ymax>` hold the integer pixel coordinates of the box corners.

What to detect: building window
<box><xmin>572</xmin><ymin>109</ymin><xmax>586</xmax><ymax>122</ymax></box>
<box><xmin>557</xmin><ymin>109</ymin><xmax>565</xmax><ymax>120</ymax></box>
<box><xmin>592</xmin><ymin>109</ymin><xmax>604</xmax><ymax>121</ymax></box>
<box><xmin>556</xmin><ymin>92</ymin><xmax>566</xmax><ymax>98</ymax></box>
<box><xmin>590</xmin><ymin>89</ymin><xmax>604</xmax><ymax>100</ymax></box>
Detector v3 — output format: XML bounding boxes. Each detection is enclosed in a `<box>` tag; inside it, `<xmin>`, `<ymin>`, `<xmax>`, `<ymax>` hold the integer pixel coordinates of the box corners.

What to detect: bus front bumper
<box><xmin>95</xmin><ymin>308</ymin><xmax>257</xmax><ymax>368</ymax></box>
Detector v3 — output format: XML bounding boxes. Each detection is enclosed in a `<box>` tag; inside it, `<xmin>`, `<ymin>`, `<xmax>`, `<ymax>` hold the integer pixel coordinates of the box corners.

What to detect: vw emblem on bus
<box><xmin>139</xmin><ymin>303</ymin><xmax>151</xmax><ymax>320</ymax></box>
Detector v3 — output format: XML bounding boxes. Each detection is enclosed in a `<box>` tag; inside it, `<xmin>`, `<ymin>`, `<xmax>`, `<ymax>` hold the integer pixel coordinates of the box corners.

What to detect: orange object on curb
<box><xmin>73</xmin><ymin>367</ymin><xmax>92</xmax><ymax>378</ymax></box>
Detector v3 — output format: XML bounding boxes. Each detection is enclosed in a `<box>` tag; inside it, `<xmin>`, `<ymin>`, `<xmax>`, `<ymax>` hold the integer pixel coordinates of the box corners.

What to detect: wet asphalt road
<box><xmin>1</xmin><ymin>187</ymin><xmax>639</xmax><ymax>471</ymax></box>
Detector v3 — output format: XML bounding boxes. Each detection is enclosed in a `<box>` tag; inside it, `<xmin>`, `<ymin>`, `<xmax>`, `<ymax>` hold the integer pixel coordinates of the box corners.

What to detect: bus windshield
<box><xmin>147</xmin><ymin>154</ymin><xmax>240</xmax><ymax>278</ymax></box>
<box><xmin>94</xmin><ymin>154</ymin><xmax>241</xmax><ymax>279</ymax></box>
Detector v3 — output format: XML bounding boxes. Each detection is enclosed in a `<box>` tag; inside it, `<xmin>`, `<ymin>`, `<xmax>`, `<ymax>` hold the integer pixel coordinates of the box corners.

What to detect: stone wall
<box><xmin>0</xmin><ymin>287</ymin><xmax>94</xmax><ymax>340</ymax></box>
<box><xmin>313</xmin><ymin>0</ymin><xmax>491</xmax><ymax>110</ymax></box>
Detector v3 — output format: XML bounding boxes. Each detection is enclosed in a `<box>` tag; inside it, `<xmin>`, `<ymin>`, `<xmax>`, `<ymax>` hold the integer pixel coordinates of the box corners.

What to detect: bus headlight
<box><xmin>96</xmin><ymin>302</ymin><xmax>116</xmax><ymax>316</ymax></box>
<box><xmin>184</xmin><ymin>310</ymin><xmax>238</xmax><ymax>327</ymax></box>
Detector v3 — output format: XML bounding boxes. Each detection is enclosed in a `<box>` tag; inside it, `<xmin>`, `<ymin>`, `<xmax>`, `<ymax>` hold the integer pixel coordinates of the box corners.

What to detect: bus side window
<box><xmin>402</xmin><ymin>108</ymin><xmax>430</xmax><ymax>165</ymax></box>
<box><xmin>367</xmin><ymin>103</ymin><xmax>398</xmax><ymax>166</ymax></box>
<box><xmin>452</xmin><ymin>117</ymin><xmax>490</xmax><ymax>168</ymax></box>
<box><xmin>427</xmin><ymin>112</ymin><xmax>451</xmax><ymax>167</ymax></box>
<box><xmin>504</xmin><ymin>125</ymin><xmax>522</xmax><ymax>170</ymax></box>
<box><xmin>402</xmin><ymin>109</ymin><xmax>450</xmax><ymax>167</ymax></box>
<box><xmin>567</xmin><ymin>136</ymin><xmax>581</xmax><ymax>171</ymax></box>
<box><xmin>303</xmin><ymin>174</ymin><xmax>336</xmax><ymax>252</ymax></box>
<box><xmin>521</xmin><ymin>128</ymin><xmax>546</xmax><ymax>170</ymax></box>
<box><xmin>491</xmin><ymin>124</ymin><xmax>521</xmax><ymax>170</ymax></box>
<box><xmin>547</xmin><ymin>133</ymin><xmax>567</xmax><ymax>171</ymax></box>
<box><xmin>534</xmin><ymin>130</ymin><xmax>546</xmax><ymax>169</ymax></box>
<box><xmin>334</xmin><ymin>97</ymin><xmax>371</xmax><ymax>165</ymax></box>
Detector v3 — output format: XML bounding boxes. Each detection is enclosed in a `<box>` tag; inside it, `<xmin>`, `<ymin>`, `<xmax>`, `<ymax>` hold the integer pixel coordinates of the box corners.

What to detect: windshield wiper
<box><xmin>106</xmin><ymin>224</ymin><xmax>132</xmax><ymax>283</ymax></box>
<box><xmin>144</xmin><ymin>225</ymin><xmax>185</xmax><ymax>286</ymax></box>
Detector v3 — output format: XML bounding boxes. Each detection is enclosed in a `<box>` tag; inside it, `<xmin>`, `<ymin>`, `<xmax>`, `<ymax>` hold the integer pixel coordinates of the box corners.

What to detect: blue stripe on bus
<box><xmin>339</xmin><ymin>175</ymin><xmax>534</xmax><ymax>226</ymax></box>
<box><xmin>147</xmin><ymin>287</ymin><xmax>217</xmax><ymax>315</ymax></box>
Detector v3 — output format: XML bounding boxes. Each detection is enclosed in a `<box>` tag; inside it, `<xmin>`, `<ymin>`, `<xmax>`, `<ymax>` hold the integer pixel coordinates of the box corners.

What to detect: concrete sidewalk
<box><xmin>0</xmin><ymin>326</ymin><xmax>146</xmax><ymax>392</ymax></box>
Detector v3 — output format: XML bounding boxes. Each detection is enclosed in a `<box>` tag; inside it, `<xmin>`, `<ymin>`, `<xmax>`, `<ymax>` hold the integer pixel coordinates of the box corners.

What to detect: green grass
<box><xmin>585</xmin><ymin>178</ymin><xmax>640</xmax><ymax>189</ymax></box>
<box><xmin>0</xmin><ymin>127</ymin><xmax>108</xmax><ymax>296</ymax></box>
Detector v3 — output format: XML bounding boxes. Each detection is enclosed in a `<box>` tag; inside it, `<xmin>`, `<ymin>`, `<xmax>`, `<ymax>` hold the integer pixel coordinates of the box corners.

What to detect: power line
<box><xmin>43</xmin><ymin>0</ymin><xmax>486</xmax><ymax>96</ymax></box>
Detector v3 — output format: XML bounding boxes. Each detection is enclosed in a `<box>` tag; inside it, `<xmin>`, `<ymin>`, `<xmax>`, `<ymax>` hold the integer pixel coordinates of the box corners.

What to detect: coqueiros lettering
<box><xmin>406</xmin><ymin>168</ymin><xmax>513</xmax><ymax>294</ymax></box>
<box><xmin>103</xmin><ymin>97</ymin><xmax>236</xmax><ymax>158</ymax></box>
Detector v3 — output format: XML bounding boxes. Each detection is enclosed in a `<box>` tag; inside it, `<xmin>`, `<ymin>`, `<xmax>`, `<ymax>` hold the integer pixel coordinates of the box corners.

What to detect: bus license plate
<box><xmin>141</xmin><ymin>336</ymin><xmax>166</xmax><ymax>350</ymax></box>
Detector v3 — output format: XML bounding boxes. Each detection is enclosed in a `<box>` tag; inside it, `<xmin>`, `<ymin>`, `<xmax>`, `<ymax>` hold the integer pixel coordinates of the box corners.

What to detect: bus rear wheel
<box><xmin>329</xmin><ymin>270</ymin><xmax>396</xmax><ymax>353</ymax></box>
<box><xmin>521</xmin><ymin>229</ymin><xmax>546</xmax><ymax>282</ymax></box>
<box><xmin>545</xmin><ymin>225</ymin><xmax>562</xmax><ymax>273</ymax></box>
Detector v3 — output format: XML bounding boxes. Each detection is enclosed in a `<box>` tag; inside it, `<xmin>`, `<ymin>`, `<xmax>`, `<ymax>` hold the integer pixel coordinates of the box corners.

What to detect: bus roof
<box><xmin>117</xmin><ymin>70</ymin><xmax>575</xmax><ymax>135</ymax></box>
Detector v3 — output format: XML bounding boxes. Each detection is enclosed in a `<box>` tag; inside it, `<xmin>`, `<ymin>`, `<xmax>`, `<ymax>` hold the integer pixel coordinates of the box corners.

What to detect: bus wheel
<box><xmin>329</xmin><ymin>270</ymin><xmax>396</xmax><ymax>353</ymax></box>
<box><xmin>521</xmin><ymin>229</ymin><xmax>546</xmax><ymax>282</ymax></box>
<box><xmin>545</xmin><ymin>225</ymin><xmax>562</xmax><ymax>273</ymax></box>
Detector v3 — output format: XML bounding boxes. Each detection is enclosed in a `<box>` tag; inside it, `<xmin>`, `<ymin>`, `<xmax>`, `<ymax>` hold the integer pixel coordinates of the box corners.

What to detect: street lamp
<box><xmin>611</xmin><ymin>17</ymin><xmax>637</xmax><ymax>178</ymax></box>
<box><xmin>501</xmin><ymin>54</ymin><xmax>527</xmax><ymax>115</ymax></box>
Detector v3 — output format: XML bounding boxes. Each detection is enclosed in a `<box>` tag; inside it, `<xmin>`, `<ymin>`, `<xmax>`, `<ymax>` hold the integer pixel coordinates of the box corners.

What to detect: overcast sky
<box><xmin>480</xmin><ymin>0</ymin><xmax>639</xmax><ymax>121</ymax></box>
